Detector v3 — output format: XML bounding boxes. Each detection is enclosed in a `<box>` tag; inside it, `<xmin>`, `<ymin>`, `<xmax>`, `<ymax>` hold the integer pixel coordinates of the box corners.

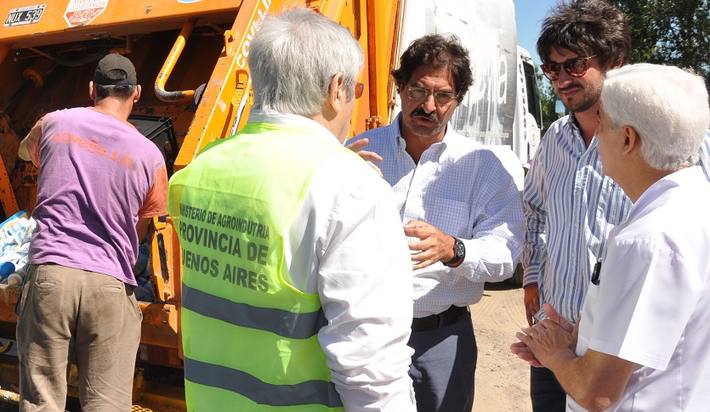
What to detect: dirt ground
<box><xmin>471</xmin><ymin>283</ymin><xmax>531</xmax><ymax>412</ymax></box>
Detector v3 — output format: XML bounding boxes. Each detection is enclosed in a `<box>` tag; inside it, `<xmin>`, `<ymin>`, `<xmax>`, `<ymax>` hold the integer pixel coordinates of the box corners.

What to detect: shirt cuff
<box><xmin>522</xmin><ymin>265</ymin><xmax>540</xmax><ymax>286</ymax></box>
<box><xmin>449</xmin><ymin>237</ymin><xmax>514</xmax><ymax>283</ymax></box>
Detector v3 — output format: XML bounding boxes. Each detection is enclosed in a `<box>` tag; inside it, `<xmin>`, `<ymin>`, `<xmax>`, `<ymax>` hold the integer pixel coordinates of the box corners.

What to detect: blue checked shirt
<box><xmin>523</xmin><ymin>114</ymin><xmax>710</xmax><ymax>323</ymax></box>
<box><xmin>351</xmin><ymin>116</ymin><xmax>524</xmax><ymax>317</ymax></box>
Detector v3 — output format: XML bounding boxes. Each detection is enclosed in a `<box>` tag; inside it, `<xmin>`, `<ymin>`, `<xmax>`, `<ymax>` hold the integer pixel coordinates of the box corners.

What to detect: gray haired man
<box><xmin>168</xmin><ymin>8</ymin><xmax>416</xmax><ymax>411</ymax></box>
<box><xmin>514</xmin><ymin>63</ymin><xmax>710</xmax><ymax>412</ymax></box>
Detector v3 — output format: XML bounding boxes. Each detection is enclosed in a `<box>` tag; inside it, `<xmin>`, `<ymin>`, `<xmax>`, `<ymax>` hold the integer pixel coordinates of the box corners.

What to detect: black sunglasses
<box><xmin>541</xmin><ymin>55</ymin><xmax>596</xmax><ymax>81</ymax></box>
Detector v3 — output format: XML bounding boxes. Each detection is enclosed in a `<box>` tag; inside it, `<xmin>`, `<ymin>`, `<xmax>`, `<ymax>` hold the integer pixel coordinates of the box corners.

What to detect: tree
<box><xmin>613</xmin><ymin>0</ymin><xmax>710</xmax><ymax>90</ymax></box>
<box><xmin>537</xmin><ymin>68</ymin><xmax>561</xmax><ymax>133</ymax></box>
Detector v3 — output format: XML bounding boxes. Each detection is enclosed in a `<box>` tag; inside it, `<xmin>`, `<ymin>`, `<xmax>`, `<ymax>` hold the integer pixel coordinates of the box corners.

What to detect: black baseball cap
<box><xmin>94</xmin><ymin>53</ymin><xmax>137</xmax><ymax>87</ymax></box>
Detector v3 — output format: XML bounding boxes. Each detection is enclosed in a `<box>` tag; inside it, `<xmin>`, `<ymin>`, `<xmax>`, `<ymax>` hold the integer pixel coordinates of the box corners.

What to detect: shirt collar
<box><xmin>562</xmin><ymin>112</ymin><xmax>598</xmax><ymax>151</ymax></box>
<box><xmin>562</xmin><ymin>112</ymin><xmax>583</xmax><ymax>137</ymax></box>
<box><xmin>627</xmin><ymin>166</ymin><xmax>700</xmax><ymax>220</ymax></box>
<box><xmin>248</xmin><ymin>109</ymin><xmax>341</xmax><ymax>145</ymax></box>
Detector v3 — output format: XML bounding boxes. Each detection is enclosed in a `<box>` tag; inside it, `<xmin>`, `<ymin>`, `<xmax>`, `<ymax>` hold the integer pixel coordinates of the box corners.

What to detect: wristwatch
<box><xmin>444</xmin><ymin>237</ymin><xmax>465</xmax><ymax>267</ymax></box>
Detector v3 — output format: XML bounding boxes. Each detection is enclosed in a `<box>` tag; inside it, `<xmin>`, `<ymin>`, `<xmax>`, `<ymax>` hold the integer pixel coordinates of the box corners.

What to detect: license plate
<box><xmin>4</xmin><ymin>4</ymin><xmax>45</xmax><ymax>27</ymax></box>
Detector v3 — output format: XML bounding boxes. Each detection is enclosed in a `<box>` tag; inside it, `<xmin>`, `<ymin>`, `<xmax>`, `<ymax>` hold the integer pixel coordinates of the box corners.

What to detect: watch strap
<box><xmin>444</xmin><ymin>237</ymin><xmax>465</xmax><ymax>267</ymax></box>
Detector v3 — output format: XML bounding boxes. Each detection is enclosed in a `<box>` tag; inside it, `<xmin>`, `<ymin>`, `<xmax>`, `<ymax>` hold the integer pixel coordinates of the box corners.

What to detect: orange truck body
<box><xmin>0</xmin><ymin>0</ymin><xmax>403</xmax><ymax>409</ymax></box>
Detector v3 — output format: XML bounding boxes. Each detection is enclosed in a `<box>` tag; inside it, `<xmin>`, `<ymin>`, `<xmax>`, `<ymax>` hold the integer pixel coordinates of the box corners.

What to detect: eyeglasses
<box><xmin>355</xmin><ymin>82</ymin><xmax>364</xmax><ymax>99</ymax></box>
<box><xmin>541</xmin><ymin>55</ymin><xmax>596</xmax><ymax>81</ymax></box>
<box><xmin>405</xmin><ymin>85</ymin><xmax>457</xmax><ymax>106</ymax></box>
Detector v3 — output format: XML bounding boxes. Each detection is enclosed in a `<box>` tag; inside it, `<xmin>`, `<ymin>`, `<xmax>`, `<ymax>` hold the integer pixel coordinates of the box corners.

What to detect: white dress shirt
<box><xmin>246</xmin><ymin>112</ymin><xmax>417</xmax><ymax>411</ymax></box>
<box><xmin>351</xmin><ymin>116</ymin><xmax>524</xmax><ymax>317</ymax></box>
<box><xmin>569</xmin><ymin>166</ymin><xmax>710</xmax><ymax>411</ymax></box>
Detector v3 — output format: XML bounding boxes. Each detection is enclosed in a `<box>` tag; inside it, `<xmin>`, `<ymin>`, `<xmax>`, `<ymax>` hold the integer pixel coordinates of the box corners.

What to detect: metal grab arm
<box><xmin>155</xmin><ymin>21</ymin><xmax>196</xmax><ymax>103</ymax></box>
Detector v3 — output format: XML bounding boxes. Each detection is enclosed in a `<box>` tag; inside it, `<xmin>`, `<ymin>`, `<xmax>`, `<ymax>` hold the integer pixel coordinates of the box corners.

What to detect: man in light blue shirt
<box><xmin>523</xmin><ymin>1</ymin><xmax>710</xmax><ymax>411</ymax></box>
<box><xmin>350</xmin><ymin>34</ymin><xmax>523</xmax><ymax>412</ymax></box>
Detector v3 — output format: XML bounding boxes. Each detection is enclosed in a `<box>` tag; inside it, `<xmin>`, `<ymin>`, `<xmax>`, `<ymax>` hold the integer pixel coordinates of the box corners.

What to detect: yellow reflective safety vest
<box><xmin>169</xmin><ymin>118</ymin><xmax>352</xmax><ymax>411</ymax></box>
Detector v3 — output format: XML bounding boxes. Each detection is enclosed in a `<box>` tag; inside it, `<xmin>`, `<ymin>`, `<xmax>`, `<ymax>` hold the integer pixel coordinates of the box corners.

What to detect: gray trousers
<box><xmin>408</xmin><ymin>313</ymin><xmax>477</xmax><ymax>412</ymax></box>
<box><xmin>16</xmin><ymin>264</ymin><xmax>142</xmax><ymax>412</ymax></box>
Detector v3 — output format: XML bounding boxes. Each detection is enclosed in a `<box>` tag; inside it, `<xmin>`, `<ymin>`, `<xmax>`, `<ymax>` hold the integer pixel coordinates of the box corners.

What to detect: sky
<box><xmin>513</xmin><ymin>0</ymin><xmax>559</xmax><ymax>64</ymax></box>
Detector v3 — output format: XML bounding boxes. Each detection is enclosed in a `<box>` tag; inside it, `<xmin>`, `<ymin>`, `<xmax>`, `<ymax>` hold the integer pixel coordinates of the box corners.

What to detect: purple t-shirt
<box><xmin>29</xmin><ymin>107</ymin><xmax>167</xmax><ymax>285</ymax></box>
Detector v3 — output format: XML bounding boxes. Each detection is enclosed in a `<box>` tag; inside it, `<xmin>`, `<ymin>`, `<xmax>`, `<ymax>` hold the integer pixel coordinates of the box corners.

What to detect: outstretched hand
<box><xmin>346</xmin><ymin>138</ymin><xmax>384</xmax><ymax>176</ymax></box>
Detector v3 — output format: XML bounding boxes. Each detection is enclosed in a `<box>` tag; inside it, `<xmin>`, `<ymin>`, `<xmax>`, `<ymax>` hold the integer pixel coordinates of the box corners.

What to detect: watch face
<box><xmin>455</xmin><ymin>239</ymin><xmax>465</xmax><ymax>259</ymax></box>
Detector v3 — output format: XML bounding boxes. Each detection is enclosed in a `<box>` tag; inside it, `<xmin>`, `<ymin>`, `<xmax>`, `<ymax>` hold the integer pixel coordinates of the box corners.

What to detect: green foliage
<box><xmin>612</xmin><ymin>0</ymin><xmax>710</xmax><ymax>90</ymax></box>
<box><xmin>537</xmin><ymin>69</ymin><xmax>560</xmax><ymax>132</ymax></box>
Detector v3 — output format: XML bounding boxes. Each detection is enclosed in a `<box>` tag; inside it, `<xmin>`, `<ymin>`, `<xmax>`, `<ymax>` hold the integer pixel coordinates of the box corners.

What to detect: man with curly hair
<box><xmin>351</xmin><ymin>34</ymin><xmax>523</xmax><ymax>412</ymax></box>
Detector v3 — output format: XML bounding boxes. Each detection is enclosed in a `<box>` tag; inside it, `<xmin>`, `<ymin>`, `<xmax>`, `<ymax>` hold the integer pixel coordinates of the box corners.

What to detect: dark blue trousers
<box><xmin>530</xmin><ymin>366</ymin><xmax>566</xmax><ymax>412</ymax></box>
<box><xmin>408</xmin><ymin>314</ymin><xmax>477</xmax><ymax>412</ymax></box>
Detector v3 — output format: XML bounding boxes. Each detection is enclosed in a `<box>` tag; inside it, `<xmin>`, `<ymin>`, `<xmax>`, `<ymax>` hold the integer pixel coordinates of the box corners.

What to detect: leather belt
<box><xmin>411</xmin><ymin>305</ymin><xmax>469</xmax><ymax>332</ymax></box>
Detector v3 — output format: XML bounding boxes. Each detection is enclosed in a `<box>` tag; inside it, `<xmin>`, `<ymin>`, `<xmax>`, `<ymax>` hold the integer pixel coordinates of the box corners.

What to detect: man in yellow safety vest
<box><xmin>168</xmin><ymin>8</ymin><xmax>417</xmax><ymax>412</ymax></box>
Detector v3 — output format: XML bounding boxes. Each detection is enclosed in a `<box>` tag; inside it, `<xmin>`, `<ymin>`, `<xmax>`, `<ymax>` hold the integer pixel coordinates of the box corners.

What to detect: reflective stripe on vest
<box><xmin>182</xmin><ymin>284</ymin><xmax>327</xmax><ymax>339</ymax></box>
<box><xmin>169</xmin><ymin>121</ymin><xmax>357</xmax><ymax>411</ymax></box>
<box><xmin>184</xmin><ymin>358</ymin><xmax>343</xmax><ymax>408</ymax></box>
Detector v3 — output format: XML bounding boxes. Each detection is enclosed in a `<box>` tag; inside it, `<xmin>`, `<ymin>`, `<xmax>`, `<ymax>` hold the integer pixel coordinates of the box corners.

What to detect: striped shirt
<box><xmin>351</xmin><ymin>116</ymin><xmax>524</xmax><ymax>317</ymax></box>
<box><xmin>523</xmin><ymin>114</ymin><xmax>710</xmax><ymax>322</ymax></box>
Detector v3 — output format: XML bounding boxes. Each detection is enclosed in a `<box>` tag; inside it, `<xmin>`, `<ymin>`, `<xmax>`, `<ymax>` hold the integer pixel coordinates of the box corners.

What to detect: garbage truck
<box><xmin>0</xmin><ymin>0</ymin><xmax>540</xmax><ymax>409</ymax></box>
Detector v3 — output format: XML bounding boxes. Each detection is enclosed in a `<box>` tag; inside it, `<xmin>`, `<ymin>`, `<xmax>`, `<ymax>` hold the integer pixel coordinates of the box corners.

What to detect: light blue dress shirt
<box><xmin>351</xmin><ymin>115</ymin><xmax>524</xmax><ymax>317</ymax></box>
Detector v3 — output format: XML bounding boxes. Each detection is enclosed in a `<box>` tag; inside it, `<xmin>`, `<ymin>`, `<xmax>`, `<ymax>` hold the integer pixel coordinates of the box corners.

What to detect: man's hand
<box><xmin>542</xmin><ymin>304</ymin><xmax>573</xmax><ymax>331</ymax></box>
<box><xmin>404</xmin><ymin>220</ymin><xmax>456</xmax><ymax>270</ymax></box>
<box><xmin>346</xmin><ymin>138</ymin><xmax>384</xmax><ymax>176</ymax></box>
<box><xmin>510</xmin><ymin>341</ymin><xmax>543</xmax><ymax>367</ymax></box>
<box><xmin>543</xmin><ymin>303</ymin><xmax>578</xmax><ymax>349</ymax></box>
<box><xmin>512</xmin><ymin>303</ymin><xmax>576</xmax><ymax>368</ymax></box>
<box><xmin>516</xmin><ymin>318</ymin><xmax>575</xmax><ymax>370</ymax></box>
<box><xmin>524</xmin><ymin>283</ymin><xmax>541</xmax><ymax>326</ymax></box>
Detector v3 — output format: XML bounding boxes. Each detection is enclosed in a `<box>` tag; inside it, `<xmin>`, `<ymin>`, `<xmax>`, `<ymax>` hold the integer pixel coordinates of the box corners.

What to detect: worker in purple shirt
<box><xmin>17</xmin><ymin>53</ymin><xmax>167</xmax><ymax>411</ymax></box>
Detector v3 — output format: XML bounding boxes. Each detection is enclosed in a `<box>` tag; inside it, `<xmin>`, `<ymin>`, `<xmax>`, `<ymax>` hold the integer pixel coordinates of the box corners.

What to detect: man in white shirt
<box><xmin>169</xmin><ymin>8</ymin><xmax>416</xmax><ymax>411</ymax></box>
<box><xmin>512</xmin><ymin>63</ymin><xmax>710</xmax><ymax>411</ymax></box>
<box><xmin>350</xmin><ymin>34</ymin><xmax>524</xmax><ymax>412</ymax></box>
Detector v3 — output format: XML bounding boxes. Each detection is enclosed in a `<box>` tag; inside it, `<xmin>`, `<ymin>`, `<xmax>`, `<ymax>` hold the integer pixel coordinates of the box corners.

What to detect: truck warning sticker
<box><xmin>4</xmin><ymin>4</ymin><xmax>46</xmax><ymax>27</ymax></box>
<box><xmin>64</xmin><ymin>0</ymin><xmax>108</xmax><ymax>27</ymax></box>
